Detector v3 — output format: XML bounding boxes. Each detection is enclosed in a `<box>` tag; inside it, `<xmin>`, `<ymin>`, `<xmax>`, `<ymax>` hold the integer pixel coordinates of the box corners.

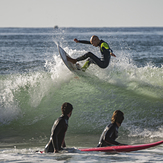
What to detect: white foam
<box><xmin>0</xmin><ymin>49</ymin><xmax>77</xmax><ymax>124</ymax></box>
<box><xmin>126</xmin><ymin>124</ymin><xmax>163</xmax><ymax>138</ymax></box>
<box><xmin>0</xmin><ymin>75</ymin><xmax>22</xmax><ymax>124</ymax></box>
<box><xmin>91</xmin><ymin>50</ymin><xmax>163</xmax><ymax>99</ymax></box>
<box><xmin>0</xmin><ymin>146</ymin><xmax>163</xmax><ymax>163</ymax></box>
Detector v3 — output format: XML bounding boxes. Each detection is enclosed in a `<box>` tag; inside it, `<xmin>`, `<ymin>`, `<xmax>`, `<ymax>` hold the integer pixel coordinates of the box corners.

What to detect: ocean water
<box><xmin>0</xmin><ymin>27</ymin><xmax>163</xmax><ymax>162</ymax></box>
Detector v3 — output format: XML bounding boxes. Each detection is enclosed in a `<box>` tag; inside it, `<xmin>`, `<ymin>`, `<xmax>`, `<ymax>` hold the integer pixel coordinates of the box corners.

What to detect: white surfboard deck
<box><xmin>57</xmin><ymin>44</ymin><xmax>81</xmax><ymax>72</ymax></box>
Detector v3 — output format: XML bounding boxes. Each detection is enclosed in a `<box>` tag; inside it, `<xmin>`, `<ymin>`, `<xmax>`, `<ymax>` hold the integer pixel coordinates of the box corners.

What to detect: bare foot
<box><xmin>67</xmin><ymin>56</ymin><xmax>77</xmax><ymax>64</ymax></box>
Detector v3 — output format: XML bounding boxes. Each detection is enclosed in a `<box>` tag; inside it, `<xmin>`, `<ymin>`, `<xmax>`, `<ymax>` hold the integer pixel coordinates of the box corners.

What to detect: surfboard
<box><xmin>57</xmin><ymin>44</ymin><xmax>81</xmax><ymax>72</ymax></box>
<box><xmin>79</xmin><ymin>140</ymin><xmax>163</xmax><ymax>153</ymax></box>
<box><xmin>38</xmin><ymin>140</ymin><xmax>163</xmax><ymax>154</ymax></box>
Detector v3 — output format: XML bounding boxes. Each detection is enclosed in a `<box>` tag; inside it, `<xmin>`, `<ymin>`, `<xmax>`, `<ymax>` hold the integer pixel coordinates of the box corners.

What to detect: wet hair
<box><xmin>111</xmin><ymin>110</ymin><xmax>124</xmax><ymax>125</ymax></box>
<box><xmin>61</xmin><ymin>102</ymin><xmax>73</xmax><ymax>115</ymax></box>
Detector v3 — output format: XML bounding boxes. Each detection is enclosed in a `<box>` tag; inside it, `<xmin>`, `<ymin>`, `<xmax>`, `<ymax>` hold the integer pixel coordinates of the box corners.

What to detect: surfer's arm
<box><xmin>102</xmin><ymin>46</ymin><xmax>116</xmax><ymax>57</ymax></box>
<box><xmin>74</xmin><ymin>38</ymin><xmax>91</xmax><ymax>44</ymax></box>
<box><xmin>62</xmin><ymin>140</ymin><xmax>66</xmax><ymax>148</ymax></box>
<box><xmin>104</xmin><ymin>138</ymin><xmax>120</xmax><ymax>146</ymax></box>
<box><xmin>104</xmin><ymin>126</ymin><xmax>120</xmax><ymax>145</ymax></box>
<box><xmin>51</xmin><ymin>120</ymin><xmax>64</xmax><ymax>152</ymax></box>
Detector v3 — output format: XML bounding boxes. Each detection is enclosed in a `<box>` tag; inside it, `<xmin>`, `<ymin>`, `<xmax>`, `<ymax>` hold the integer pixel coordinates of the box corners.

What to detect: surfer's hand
<box><xmin>62</xmin><ymin>141</ymin><xmax>66</xmax><ymax>148</ymax></box>
<box><xmin>74</xmin><ymin>38</ymin><xmax>79</xmax><ymax>43</ymax></box>
<box><xmin>110</xmin><ymin>52</ymin><xmax>116</xmax><ymax>57</ymax></box>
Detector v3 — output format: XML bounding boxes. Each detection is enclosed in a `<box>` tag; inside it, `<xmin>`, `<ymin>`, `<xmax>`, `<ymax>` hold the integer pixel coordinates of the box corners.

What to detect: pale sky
<box><xmin>0</xmin><ymin>0</ymin><xmax>163</xmax><ymax>27</ymax></box>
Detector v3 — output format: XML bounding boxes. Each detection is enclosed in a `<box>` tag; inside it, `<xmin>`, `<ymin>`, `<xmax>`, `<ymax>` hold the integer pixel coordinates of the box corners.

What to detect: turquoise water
<box><xmin>0</xmin><ymin>27</ymin><xmax>163</xmax><ymax>162</ymax></box>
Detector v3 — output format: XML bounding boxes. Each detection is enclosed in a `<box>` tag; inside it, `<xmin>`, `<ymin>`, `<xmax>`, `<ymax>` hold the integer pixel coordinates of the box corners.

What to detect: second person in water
<box><xmin>97</xmin><ymin>110</ymin><xmax>126</xmax><ymax>147</ymax></box>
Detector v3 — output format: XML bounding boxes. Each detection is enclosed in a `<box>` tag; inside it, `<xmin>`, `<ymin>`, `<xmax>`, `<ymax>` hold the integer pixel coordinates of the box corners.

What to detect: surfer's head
<box><xmin>111</xmin><ymin>110</ymin><xmax>124</xmax><ymax>126</ymax></box>
<box><xmin>61</xmin><ymin>102</ymin><xmax>73</xmax><ymax>117</ymax></box>
<box><xmin>90</xmin><ymin>35</ymin><xmax>100</xmax><ymax>47</ymax></box>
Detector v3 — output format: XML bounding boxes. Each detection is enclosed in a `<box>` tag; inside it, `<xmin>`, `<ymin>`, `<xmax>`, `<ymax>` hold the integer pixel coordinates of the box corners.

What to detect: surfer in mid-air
<box><xmin>67</xmin><ymin>35</ymin><xmax>116</xmax><ymax>71</ymax></box>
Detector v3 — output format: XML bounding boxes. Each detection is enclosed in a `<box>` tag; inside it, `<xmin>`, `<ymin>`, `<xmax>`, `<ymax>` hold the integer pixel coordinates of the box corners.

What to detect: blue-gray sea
<box><xmin>0</xmin><ymin>27</ymin><xmax>163</xmax><ymax>162</ymax></box>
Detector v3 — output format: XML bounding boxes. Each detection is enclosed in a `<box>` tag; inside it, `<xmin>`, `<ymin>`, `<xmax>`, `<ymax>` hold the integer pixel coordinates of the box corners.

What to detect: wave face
<box><xmin>0</xmin><ymin>27</ymin><xmax>163</xmax><ymax>145</ymax></box>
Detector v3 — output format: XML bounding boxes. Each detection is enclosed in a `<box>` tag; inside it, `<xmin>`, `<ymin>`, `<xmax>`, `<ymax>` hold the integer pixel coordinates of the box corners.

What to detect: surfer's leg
<box><xmin>76</xmin><ymin>52</ymin><xmax>95</xmax><ymax>61</ymax></box>
<box><xmin>67</xmin><ymin>56</ymin><xmax>77</xmax><ymax>64</ymax></box>
<box><xmin>77</xmin><ymin>52</ymin><xmax>108</xmax><ymax>68</ymax></box>
<box><xmin>67</xmin><ymin>52</ymin><xmax>109</xmax><ymax>69</ymax></box>
<box><xmin>67</xmin><ymin>52</ymin><xmax>96</xmax><ymax>64</ymax></box>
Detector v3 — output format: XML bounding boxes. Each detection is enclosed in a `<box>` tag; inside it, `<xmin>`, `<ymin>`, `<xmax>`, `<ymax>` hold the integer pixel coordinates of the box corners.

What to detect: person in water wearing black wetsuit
<box><xmin>67</xmin><ymin>35</ymin><xmax>116</xmax><ymax>71</ymax></box>
<box><xmin>97</xmin><ymin>110</ymin><xmax>125</xmax><ymax>147</ymax></box>
<box><xmin>44</xmin><ymin>102</ymin><xmax>73</xmax><ymax>153</ymax></box>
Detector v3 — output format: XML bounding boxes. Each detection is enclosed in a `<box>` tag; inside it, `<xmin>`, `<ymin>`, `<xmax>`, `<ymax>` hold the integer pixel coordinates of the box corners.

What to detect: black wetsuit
<box><xmin>76</xmin><ymin>40</ymin><xmax>113</xmax><ymax>68</ymax></box>
<box><xmin>97</xmin><ymin>123</ymin><xmax>120</xmax><ymax>147</ymax></box>
<box><xmin>44</xmin><ymin>115</ymin><xmax>69</xmax><ymax>153</ymax></box>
